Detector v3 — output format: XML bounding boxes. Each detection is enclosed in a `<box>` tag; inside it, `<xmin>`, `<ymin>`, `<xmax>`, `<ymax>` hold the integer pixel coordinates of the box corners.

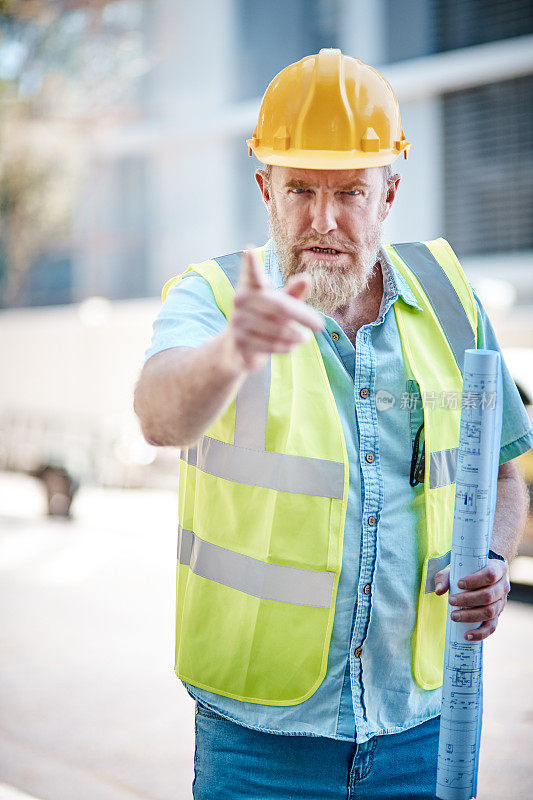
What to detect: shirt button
<box><xmin>359</xmin><ymin>387</ymin><xmax>370</xmax><ymax>399</ymax></box>
<box><xmin>367</xmin><ymin>515</ymin><xmax>376</xmax><ymax>526</ymax></box>
<box><xmin>363</xmin><ymin>584</ymin><xmax>371</xmax><ymax>595</ymax></box>
<box><xmin>365</xmin><ymin>452</ymin><xmax>375</xmax><ymax>464</ymax></box>
<box><xmin>331</xmin><ymin>331</ymin><xmax>340</xmax><ymax>341</ymax></box>
<box><xmin>354</xmin><ymin>647</ymin><xmax>363</xmax><ymax>658</ymax></box>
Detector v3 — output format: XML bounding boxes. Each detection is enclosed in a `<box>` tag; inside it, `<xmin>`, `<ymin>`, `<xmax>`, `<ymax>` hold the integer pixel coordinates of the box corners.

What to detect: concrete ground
<box><xmin>0</xmin><ymin>471</ymin><xmax>532</xmax><ymax>800</ymax></box>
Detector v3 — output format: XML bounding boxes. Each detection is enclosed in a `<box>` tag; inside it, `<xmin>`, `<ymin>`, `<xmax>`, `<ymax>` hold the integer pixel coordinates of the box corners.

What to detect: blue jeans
<box><xmin>192</xmin><ymin>702</ymin><xmax>440</xmax><ymax>799</ymax></box>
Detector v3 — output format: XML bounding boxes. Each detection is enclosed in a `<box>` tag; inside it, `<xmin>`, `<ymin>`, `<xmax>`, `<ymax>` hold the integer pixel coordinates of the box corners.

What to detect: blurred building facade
<box><xmin>1</xmin><ymin>0</ymin><xmax>532</xmax><ymax>307</ymax></box>
<box><xmin>1</xmin><ymin>0</ymin><xmax>533</xmax><ymax>492</ymax></box>
<box><xmin>73</xmin><ymin>0</ymin><xmax>533</xmax><ymax>305</ymax></box>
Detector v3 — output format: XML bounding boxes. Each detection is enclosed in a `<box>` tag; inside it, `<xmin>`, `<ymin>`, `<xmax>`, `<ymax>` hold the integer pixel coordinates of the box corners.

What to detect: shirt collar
<box><xmin>264</xmin><ymin>239</ymin><xmax>423</xmax><ymax>313</ymax></box>
<box><xmin>378</xmin><ymin>247</ymin><xmax>423</xmax><ymax>312</ymax></box>
<box><xmin>264</xmin><ymin>239</ymin><xmax>284</xmax><ymax>289</ymax></box>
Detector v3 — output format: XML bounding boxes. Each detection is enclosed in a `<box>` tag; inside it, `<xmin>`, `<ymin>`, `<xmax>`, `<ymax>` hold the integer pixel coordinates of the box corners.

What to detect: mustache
<box><xmin>291</xmin><ymin>235</ymin><xmax>366</xmax><ymax>254</ymax></box>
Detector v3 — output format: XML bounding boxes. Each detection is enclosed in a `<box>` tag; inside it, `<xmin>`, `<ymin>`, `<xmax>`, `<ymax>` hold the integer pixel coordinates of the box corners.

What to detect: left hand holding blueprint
<box><xmin>434</xmin><ymin>559</ymin><xmax>510</xmax><ymax>641</ymax></box>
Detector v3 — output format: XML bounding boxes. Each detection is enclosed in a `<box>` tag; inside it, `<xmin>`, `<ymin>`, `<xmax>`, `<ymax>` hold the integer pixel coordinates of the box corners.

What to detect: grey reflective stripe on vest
<box><xmin>177</xmin><ymin>525</ymin><xmax>334</xmax><ymax>607</ymax></box>
<box><xmin>213</xmin><ymin>252</ymin><xmax>243</xmax><ymax>289</ymax></box>
<box><xmin>425</xmin><ymin>550</ymin><xmax>452</xmax><ymax>594</ymax></box>
<box><xmin>182</xmin><ymin>436</ymin><xmax>344</xmax><ymax>498</ymax></box>
<box><xmin>391</xmin><ymin>242</ymin><xmax>476</xmax><ymax>372</ymax></box>
<box><xmin>234</xmin><ymin>360</ymin><xmax>271</xmax><ymax>449</ymax></box>
<box><xmin>429</xmin><ymin>447</ymin><xmax>457</xmax><ymax>489</ymax></box>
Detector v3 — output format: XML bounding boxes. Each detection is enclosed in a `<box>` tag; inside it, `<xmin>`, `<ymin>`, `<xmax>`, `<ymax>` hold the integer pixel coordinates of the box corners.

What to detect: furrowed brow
<box><xmin>284</xmin><ymin>178</ymin><xmax>371</xmax><ymax>191</ymax></box>
<box><xmin>338</xmin><ymin>180</ymin><xmax>370</xmax><ymax>191</ymax></box>
<box><xmin>285</xmin><ymin>179</ymin><xmax>311</xmax><ymax>190</ymax></box>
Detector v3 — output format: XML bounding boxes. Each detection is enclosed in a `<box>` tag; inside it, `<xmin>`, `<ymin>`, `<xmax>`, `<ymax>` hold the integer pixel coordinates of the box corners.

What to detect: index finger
<box><xmin>240</xmin><ymin>247</ymin><xmax>267</xmax><ymax>291</ymax></box>
<box><xmin>455</xmin><ymin>561</ymin><xmax>506</xmax><ymax>591</ymax></box>
<box><xmin>270</xmin><ymin>290</ymin><xmax>325</xmax><ymax>333</ymax></box>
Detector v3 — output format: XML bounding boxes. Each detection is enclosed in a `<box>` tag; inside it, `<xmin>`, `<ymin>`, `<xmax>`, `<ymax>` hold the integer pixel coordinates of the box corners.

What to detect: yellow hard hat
<box><xmin>247</xmin><ymin>48</ymin><xmax>411</xmax><ymax>170</ymax></box>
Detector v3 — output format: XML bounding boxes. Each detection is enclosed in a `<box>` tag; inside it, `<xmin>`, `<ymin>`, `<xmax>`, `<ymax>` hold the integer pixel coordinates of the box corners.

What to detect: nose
<box><xmin>310</xmin><ymin>192</ymin><xmax>338</xmax><ymax>235</ymax></box>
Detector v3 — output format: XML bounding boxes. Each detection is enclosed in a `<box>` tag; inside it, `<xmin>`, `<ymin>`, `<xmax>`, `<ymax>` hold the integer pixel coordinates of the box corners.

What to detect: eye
<box><xmin>344</xmin><ymin>189</ymin><xmax>361</xmax><ymax>196</ymax></box>
<box><xmin>290</xmin><ymin>188</ymin><xmax>310</xmax><ymax>194</ymax></box>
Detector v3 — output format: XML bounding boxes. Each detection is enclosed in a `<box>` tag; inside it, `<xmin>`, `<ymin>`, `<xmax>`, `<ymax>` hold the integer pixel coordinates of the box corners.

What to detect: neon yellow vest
<box><xmin>161</xmin><ymin>237</ymin><xmax>478</xmax><ymax>703</ymax></box>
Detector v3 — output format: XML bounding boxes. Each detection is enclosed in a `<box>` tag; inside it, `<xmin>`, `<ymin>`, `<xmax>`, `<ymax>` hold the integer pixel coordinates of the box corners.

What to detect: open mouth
<box><xmin>307</xmin><ymin>247</ymin><xmax>343</xmax><ymax>255</ymax></box>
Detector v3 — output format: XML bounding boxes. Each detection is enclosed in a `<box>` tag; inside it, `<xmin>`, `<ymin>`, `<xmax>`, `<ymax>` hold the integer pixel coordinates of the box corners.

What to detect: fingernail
<box><xmin>466</xmin><ymin>634</ymin><xmax>473</xmax><ymax>640</ymax></box>
<box><xmin>435</xmin><ymin>582</ymin><xmax>442</xmax><ymax>594</ymax></box>
<box><xmin>449</xmin><ymin>597</ymin><xmax>458</xmax><ymax>605</ymax></box>
<box><xmin>451</xmin><ymin>611</ymin><xmax>460</xmax><ymax>621</ymax></box>
<box><xmin>458</xmin><ymin>580</ymin><xmax>466</xmax><ymax>589</ymax></box>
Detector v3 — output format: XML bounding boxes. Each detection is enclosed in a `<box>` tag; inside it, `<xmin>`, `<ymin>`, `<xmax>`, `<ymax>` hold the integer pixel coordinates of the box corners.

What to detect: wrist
<box><xmin>219</xmin><ymin>327</ymin><xmax>252</xmax><ymax>378</ymax></box>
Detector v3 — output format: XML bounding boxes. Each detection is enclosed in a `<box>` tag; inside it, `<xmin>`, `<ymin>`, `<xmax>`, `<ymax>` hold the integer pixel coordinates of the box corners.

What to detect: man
<box><xmin>134</xmin><ymin>50</ymin><xmax>532</xmax><ymax>799</ymax></box>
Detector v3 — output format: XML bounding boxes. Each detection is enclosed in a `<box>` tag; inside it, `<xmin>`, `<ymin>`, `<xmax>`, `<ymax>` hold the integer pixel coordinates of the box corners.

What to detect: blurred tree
<box><xmin>0</xmin><ymin>117</ymin><xmax>76</xmax><ymax>306</ymax></box>
<box><xmin>0</xmin><ymin>0</ymin><xmax>149</xmax><ymax>306</ymax></box>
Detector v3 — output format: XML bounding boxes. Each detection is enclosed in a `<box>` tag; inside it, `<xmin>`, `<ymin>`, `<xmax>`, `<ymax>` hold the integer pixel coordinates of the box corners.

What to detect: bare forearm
<box><xmin>490</xmin><ymin>465</ymin><xmax>530</xmax><ymax>562</ymax></box>
<box><xmin>134</xmin><ymin>328</ymin><xmax>249</xmax><ymax>447</ymax></box>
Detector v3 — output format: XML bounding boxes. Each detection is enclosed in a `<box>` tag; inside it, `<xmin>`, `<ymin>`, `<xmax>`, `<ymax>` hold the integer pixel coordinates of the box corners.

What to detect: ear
<box><xmin>381</xmin><ymin>173</ymin><xmax>401</xmax><ymax>220</ymax></box>
<box><xmin>255</xmin><ymin>168</ymin><xmax>272</xmax><ymax>210</ymax></box>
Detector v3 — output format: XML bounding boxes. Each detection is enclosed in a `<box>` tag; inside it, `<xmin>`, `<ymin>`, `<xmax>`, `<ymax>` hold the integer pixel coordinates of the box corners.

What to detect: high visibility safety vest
<box><xmin>161</xmin><ymin>238</ymin><xmax>478</xmax><ymax>703</ymax></box>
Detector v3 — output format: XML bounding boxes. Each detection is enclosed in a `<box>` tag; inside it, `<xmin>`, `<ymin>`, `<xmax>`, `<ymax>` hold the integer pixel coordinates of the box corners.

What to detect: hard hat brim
<box><xmin>248</xmin><ymin>143</ymin><xmax>408</xmax><ymax>170</ymax></box>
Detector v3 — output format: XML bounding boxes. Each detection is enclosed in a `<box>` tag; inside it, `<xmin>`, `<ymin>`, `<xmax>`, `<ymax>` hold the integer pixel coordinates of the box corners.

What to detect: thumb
<box><xmin>283</xmin><ymin>272</ymin><xmax>311</xmax><ymax>301</ymax></box>
<box><xmin>434</xmin><ymin>567</ymin><xmax>450</xmax><ymax>595</ymax></box>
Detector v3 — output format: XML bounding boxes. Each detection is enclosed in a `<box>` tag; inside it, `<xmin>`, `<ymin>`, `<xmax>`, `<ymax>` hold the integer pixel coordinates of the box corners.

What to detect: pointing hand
<box><xmin>227</xmin><ymin>246</ymin><xmax>325</xmax><ymax>372</ymax></box>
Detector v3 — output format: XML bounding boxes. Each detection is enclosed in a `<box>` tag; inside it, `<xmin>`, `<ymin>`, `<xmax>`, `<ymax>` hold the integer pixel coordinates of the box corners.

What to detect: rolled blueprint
<box><xmin>436</xmin><ymin>349</ymin><xmax>503</xmax><ymax>800</ymax></box>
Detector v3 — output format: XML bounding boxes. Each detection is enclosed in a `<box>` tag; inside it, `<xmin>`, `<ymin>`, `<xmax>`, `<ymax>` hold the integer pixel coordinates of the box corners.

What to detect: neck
<box><xmin>330</xmin><ymin>260</ymin><xmax>384</xmax><ymax>340</ymax></box>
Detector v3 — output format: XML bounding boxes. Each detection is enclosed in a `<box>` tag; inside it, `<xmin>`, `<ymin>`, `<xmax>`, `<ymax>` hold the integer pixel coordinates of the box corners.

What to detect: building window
<box><xmin>235</xmin><ymin>0</ymin><xmax>339</xmax><ymax>101</ymax></box>
<box><xmin>434</xmin><ymin>0</ymin><xmax>533</xmax><ymax>52</ymax></box>
<box><xmin>443</xmin><ymin>75</ymin><xmax>533</xmax><ymax>256</ymax></box>
<box><xmin>110</xmin><ymin>155</ymin><xmax>149</xmax><ymax>299</ymax></box>
<box><xmin>386</xmin><ymin>0</ymin><xmax>533</xmax><ymax>63</ymax></box>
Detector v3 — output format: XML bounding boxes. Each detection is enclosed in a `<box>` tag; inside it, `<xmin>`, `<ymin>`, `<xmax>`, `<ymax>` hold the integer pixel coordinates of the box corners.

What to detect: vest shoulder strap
<box><xmin>387</xmin><ymin>238</ymin><xmax>478</xmax><ymax>373</ymax></box>
<box><xmin>160</xmin><ymin>257</ymin><xmax>236</xmax><ymax>309</ymax></box>
<box><xmin>161</xmin><ymin>246</ymin><xmax>268</xmax><ymax>314</ymax></box>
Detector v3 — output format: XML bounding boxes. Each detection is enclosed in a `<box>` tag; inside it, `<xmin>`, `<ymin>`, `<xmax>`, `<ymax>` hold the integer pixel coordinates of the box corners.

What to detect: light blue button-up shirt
<box><xmin>144</xmin><ymin>241</ymin><xmax>533</xmax><ymax>743</ymax></box>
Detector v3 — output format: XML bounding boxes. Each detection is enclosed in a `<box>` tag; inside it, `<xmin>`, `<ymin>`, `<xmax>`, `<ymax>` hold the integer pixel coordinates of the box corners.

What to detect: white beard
<box><xmin>289</xmin><ymin>256</ymin><xmax>377</xmax><ymax>314</ymax></box>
